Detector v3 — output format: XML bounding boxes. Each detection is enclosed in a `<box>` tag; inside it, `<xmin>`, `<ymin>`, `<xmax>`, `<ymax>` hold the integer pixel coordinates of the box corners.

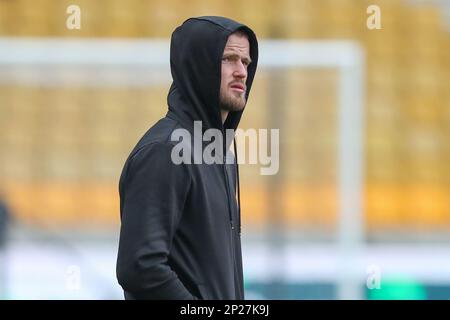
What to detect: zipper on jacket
<box><xmin>221</xmin><ymin>128</ymin><xmax>239</xmax><ymax>297</ymax></box>
<box><xmin>222</xmin><ymin>154</ymin><xmax>234</xmax><ymax>227</ymax></box>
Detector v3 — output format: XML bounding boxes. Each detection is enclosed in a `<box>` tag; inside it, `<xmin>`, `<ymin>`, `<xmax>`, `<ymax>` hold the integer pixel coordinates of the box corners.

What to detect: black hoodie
<box><xmin>116</xmin><ymin>16</ymin><xmax>258</xmax><ymax>300</ymax></box>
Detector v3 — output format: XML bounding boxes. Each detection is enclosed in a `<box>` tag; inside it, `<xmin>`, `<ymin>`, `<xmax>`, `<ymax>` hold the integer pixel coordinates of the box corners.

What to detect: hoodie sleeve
<box><xmin>116</xmin><ymin>142</ymin><xmax>196</xmax><ymax>300</ymax></box>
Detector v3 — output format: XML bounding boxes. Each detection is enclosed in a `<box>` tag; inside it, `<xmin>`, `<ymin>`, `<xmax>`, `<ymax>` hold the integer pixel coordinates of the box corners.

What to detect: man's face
<box><xmin>219</xmin><ymin>32</ymin><xmax>251</xmax><ymax>113</ymax></box>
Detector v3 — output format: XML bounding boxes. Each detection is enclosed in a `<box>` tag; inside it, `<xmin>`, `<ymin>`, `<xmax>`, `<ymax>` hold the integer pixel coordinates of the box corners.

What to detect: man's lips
<box><xmin>230</xmin><ymin>83</ymin><xmax>246</xmax><ymax>93</ymax></box>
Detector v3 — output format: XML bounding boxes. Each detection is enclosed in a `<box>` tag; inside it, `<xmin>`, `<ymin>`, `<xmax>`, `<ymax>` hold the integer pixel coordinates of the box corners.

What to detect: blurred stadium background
<box><xmin>0</xmin><ymin>0</ymin><xmax>450</xmax><ymax>299</ymax></box>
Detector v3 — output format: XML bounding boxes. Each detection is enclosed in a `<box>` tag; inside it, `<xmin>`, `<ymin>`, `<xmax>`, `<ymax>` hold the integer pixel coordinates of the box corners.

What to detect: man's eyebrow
<box><xmin>222</xmin><ymin>52</ymin><xmax>252</xmax><ymax>63</ymax></box>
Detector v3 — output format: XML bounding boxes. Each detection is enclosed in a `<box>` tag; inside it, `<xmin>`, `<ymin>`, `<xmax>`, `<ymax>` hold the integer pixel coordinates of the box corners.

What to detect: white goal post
<box><xmin>0</xmin><ymin>38</ymin><xmax>366</xmax><ymax>300</ymax></box>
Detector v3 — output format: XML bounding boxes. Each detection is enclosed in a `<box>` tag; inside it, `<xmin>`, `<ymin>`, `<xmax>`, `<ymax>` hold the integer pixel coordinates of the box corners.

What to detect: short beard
<box><xmin>219</xmin><ymin>90</ymin><xmax>246</xmax><ymax>113</ymax></box>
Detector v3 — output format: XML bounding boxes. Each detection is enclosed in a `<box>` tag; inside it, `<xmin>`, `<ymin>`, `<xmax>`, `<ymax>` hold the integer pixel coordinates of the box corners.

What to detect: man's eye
<box><xmin>222</xmin><ymin>57</ymin><xmax>230</xmax><ymax>62</ymax></box>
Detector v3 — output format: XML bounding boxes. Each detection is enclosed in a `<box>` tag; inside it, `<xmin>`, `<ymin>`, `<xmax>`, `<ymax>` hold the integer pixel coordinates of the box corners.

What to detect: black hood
<box><xmin>167</xmin><ymin>16</ymin><xmax>259</xmax><ymax>132</ymax></box>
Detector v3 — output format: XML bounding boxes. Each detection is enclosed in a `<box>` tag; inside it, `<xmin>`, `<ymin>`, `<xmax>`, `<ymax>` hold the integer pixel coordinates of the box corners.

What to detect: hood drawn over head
<box><xmin>167</xmin><ymin>16</ymin><xmax>259</xmax><ymax>132</ymax></box>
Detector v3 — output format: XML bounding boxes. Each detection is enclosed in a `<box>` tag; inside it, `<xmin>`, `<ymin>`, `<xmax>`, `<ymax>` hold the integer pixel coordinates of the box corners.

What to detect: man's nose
<box><xmin>233</xmin><ymin>61</ymin><xmax>247</xmax><ymax>79</ymax></box>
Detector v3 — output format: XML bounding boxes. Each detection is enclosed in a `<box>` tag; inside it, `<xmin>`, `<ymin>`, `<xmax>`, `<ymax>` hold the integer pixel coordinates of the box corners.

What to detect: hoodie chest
<box><xmin>189</xmin><ymin>163</ymin><xmax>238</xmax><ymax>225</ymax></box>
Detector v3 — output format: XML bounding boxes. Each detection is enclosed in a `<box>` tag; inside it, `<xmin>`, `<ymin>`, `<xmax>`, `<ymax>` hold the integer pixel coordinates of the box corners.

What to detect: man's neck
<box><xmin>221</xmin><ymin>110</ymin><xmax>228</xmax><ymax>124</ymax></box>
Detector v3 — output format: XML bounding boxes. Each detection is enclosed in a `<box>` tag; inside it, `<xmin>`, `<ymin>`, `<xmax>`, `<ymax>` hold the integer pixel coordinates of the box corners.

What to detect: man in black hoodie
<box><xmin>116</xmin><ymin>16</ymin><xmax>258</xmax><ymax>300</ymax></box>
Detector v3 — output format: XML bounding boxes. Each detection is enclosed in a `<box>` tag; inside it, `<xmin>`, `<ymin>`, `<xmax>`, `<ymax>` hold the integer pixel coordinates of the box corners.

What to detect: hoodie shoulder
<box><xmin>130</xmin><ymin>117</ymin><xmax>180</xmax><ymax>158</ymax></box>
